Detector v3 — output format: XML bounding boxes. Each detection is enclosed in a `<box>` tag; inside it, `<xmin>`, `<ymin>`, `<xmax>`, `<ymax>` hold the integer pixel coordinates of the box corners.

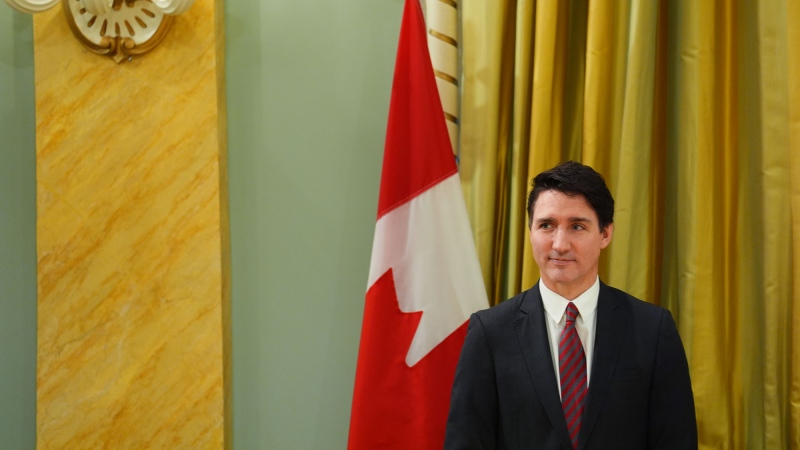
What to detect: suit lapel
<box><xmin>577</xmin><ymin>282</ymin><xmax>628</xmax><ymax>450</ymax></box>
<box><xmin>515</xmin><ymin>284</ymin><xmax>574</xmax><ymax>450</ymax></box>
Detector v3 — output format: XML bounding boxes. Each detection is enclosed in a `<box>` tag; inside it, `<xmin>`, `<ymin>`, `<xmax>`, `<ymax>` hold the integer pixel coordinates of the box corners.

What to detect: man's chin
<box><xmin>543</xmin><ymin>271</ymin><xmax>574</xmax><ymax>285</ymax></box>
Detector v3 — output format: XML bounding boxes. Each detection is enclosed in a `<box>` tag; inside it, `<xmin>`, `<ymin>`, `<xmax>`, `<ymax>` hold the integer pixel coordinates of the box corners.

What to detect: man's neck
<box><xmin>541</xmin><ymin>277</ymin><xmax>597</xmax><ymax>301</ymax></box>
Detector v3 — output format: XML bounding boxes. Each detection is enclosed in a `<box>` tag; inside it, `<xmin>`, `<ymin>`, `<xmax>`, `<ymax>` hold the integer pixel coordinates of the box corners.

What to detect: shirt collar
<box><xmin>539</xmin><ymin>277</ymin><xmax>600</xmax><ymax>324</ymax></box>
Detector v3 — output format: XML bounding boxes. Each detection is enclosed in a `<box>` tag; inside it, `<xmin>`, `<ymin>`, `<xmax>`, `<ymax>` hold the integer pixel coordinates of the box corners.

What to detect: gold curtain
<box><xmin>459</xmin><ymin>0</ymin><xmax>800</xmax><ymax>448</ymax></box>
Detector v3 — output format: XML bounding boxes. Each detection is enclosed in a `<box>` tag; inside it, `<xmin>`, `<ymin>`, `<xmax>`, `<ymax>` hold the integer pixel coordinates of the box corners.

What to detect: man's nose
<box><xmin>552</xmin><ymin>228</ymin><xmax>569</xmax><ymax>252</ymax></box>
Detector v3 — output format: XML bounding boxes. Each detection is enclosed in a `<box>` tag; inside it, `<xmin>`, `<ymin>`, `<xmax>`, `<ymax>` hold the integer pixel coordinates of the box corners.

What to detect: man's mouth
<box><xmin>549</xmin><ymin>257</ymin><xmax>574</xmax><ymax>265</ymax></box>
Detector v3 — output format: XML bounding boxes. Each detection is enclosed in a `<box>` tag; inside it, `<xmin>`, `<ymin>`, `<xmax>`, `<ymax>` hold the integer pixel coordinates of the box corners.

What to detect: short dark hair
<box><xmin>526</xmin><ymin>161</ymin><xmax>614</xmax><ymax>231</ymax></box>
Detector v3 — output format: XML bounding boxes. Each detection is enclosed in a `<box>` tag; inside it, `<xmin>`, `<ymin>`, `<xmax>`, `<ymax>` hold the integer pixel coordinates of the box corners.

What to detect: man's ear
<box><xmin>600</xmin><ymin>223</ymin><xmax>613</xmax><ymax>249</ymax></box>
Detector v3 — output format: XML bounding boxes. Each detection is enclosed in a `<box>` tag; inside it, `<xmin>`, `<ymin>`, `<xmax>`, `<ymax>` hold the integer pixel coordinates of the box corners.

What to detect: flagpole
<box><xmin>424</xmin><ymin>0</ymin><xmax>460</xmax><ymax>157</ymax></box>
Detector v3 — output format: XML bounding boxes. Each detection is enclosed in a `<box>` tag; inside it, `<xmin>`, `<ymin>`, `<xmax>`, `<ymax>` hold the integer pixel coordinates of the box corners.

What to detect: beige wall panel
<box><xmin>33</xmin><ymin>0</ymin><xmax>229</xmax><ymax>447</ymax></box>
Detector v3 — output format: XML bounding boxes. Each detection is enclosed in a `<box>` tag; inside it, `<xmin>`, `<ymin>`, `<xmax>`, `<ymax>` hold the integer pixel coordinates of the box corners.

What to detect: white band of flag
<box><xmin>368</xmin><ymin>173</ymin><xmax>487</xmax><ymax>367</ymax></box>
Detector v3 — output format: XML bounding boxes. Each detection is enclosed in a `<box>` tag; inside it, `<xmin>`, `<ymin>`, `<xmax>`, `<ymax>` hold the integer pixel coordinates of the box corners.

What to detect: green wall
<box><xmin>0</xmin><ymin>9</ymin><xmax>37</xmax><ymax>450</ymax></box>
<box><xmin>0</xmin><ymin>0</ymin><xmax>402</xmax><ymax>447</ymax></box>
<box><xmin>224</xmin><ymin>0</ymin><xmax>401</xmax><ymax>448</ymax></box>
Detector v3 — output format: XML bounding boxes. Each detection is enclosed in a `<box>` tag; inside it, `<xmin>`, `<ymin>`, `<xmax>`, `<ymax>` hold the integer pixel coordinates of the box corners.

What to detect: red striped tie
<box><xmin>559</xmin><ymin>302</ymin><xmax>587</xmax><ymax>449</ymax></box>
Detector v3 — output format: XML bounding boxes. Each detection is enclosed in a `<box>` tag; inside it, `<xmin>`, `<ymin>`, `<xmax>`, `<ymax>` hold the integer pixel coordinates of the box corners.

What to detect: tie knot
<box><xmin>565</xmin><ymin>302</ymin><xmax>579</xmax><ymax>323</ymax></box>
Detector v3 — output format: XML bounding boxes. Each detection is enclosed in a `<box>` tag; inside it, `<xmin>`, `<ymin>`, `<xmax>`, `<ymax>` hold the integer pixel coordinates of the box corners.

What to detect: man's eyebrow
<box><xmin>534</xmin><ymin>216</ymin><xmax>592</xmax><ymax>223</ymax></box>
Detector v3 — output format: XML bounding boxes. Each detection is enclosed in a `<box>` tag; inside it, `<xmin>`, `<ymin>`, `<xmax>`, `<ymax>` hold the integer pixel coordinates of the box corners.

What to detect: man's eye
<box><xmin>571</xmin><ymin>224</ymin><xmax>585</xmax><ymax>231</ymax></box>
<box><xmin>539</xmin><ymin>223</ymin><xmax>551</xmax><ymax>229</ymax></box>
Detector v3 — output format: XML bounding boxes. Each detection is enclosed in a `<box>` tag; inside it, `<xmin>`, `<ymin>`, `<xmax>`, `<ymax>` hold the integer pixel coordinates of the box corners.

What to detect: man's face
<box><xmin>529</xmin><ymin>190</ymin><xmax>613</xmax><ymax>300</ymax></box>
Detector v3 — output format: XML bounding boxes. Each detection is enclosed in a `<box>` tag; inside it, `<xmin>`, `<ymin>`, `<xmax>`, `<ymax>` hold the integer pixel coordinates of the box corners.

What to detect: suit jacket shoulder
<box><xmin>472</xmin><ymin>288</ymin><xmax>529</xmax><ymax>328</ymax></box>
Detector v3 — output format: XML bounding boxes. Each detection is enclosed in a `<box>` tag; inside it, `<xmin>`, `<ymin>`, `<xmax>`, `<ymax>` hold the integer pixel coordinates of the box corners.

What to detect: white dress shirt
<box><xmin>539</xmin><ymin>277</ymin><xmax>599</xmax><ymax>399</ymax></box>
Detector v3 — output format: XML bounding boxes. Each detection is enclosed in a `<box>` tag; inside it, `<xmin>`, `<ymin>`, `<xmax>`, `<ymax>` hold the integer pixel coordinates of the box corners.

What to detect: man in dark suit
<box><xmin>444</xmin><ymin>161</ymin><xmax>697</xmax><ymax>450</ymax></box>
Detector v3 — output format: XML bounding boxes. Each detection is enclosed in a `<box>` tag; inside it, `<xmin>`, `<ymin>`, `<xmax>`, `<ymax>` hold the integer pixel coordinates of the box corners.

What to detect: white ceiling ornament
<box><xmin>3</xmin><ymin>0</ymin><xmax>194</xmax><ymax>63</ymax></box>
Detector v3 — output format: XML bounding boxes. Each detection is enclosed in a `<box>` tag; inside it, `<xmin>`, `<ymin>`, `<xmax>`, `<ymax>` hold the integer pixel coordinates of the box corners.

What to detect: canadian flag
<box><xmin>347</xmin><ymin>0</ymin><xmax>489</xmax><ymax>448</ymax></box>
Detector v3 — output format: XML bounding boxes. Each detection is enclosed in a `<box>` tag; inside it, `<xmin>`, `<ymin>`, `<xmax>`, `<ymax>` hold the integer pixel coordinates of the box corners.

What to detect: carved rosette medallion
<box><xmin>4</xmin><ymin>0</ymin><xmax>193</xmax><ymax>64</ymax></box>
<box><xmin>64</xmin><ymin>0</ymin><xmax>173</xmax><ymax>63</ymax></box>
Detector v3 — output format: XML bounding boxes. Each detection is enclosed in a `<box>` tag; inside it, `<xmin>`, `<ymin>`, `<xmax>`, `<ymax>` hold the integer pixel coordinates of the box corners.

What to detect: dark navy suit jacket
<box><xmin>444</xmin><ymin>282</ymin><xmax>697</xmax><ymax>450</ymax></box>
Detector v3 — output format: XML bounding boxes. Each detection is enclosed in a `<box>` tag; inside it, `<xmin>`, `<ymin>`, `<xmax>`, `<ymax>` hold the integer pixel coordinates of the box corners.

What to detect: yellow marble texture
<box><xmin>33</xmin><ymin>0</ymin><xmax>230</xmax><ymax>447</ymax></box>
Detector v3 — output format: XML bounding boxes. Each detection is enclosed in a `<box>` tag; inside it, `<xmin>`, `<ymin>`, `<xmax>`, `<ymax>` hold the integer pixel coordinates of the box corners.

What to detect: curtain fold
<box><xmin>460</xmin><ymin>0</ymin><xmax>800</xmax><ymax>447</ymax></box>
<box><xmin>787</xmin><ymin>3</ymin><xmax>800</xmax><ymax>447</ymax></box>
<box><xmin>459</xmin><ymin>0</ymin><xmax>513</xmax><ymax>304</ymax></box>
